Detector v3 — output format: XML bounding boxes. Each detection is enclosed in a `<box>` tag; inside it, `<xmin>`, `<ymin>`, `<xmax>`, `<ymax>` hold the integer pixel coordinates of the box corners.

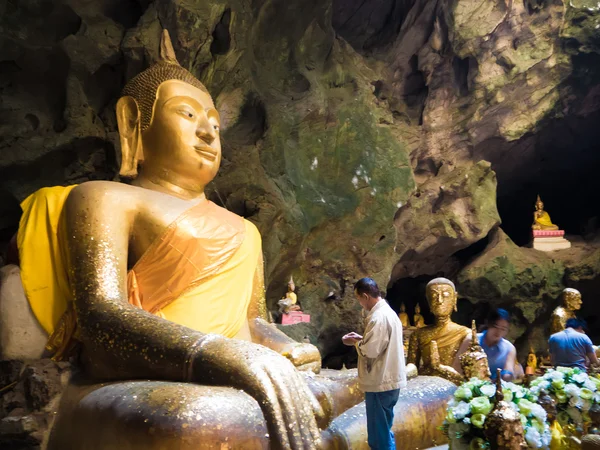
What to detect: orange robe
<box><xmin>17</xmin><ymin>186</ymin><xmax>262</xmax><ymax>359</ymax></box>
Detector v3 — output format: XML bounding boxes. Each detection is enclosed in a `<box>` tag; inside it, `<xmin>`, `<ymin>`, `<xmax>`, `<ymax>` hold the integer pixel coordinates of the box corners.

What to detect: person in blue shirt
<box><xmin>455</xmin><ymin>308</ymin><xmax>521</xmax><ymax>381</ymax></box>
<box><xmin>549</xmin><ymin>318</ymin><xmax>599</xmax><ymax>370</ymax></box>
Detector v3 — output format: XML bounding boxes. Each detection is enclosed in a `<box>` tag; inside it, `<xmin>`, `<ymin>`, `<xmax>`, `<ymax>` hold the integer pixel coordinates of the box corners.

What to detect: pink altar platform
<box><xmin>281</xmin><ymin>311</ymin><xmax>311</xmax><ymax>325</ymax></box>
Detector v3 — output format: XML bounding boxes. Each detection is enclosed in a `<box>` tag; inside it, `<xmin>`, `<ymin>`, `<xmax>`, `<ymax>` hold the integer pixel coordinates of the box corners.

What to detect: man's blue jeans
<box><xmin>365</xmin><ymin>389</ymin><xmax>400</xmax><ymax>449</ymax></box>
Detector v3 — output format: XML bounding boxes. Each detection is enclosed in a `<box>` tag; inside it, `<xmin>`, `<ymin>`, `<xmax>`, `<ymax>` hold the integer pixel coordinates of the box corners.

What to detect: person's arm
<box><xmin>584</xmin><ymin>337</ymin><xmax>599</xmax><ymax>367</ymax></box>
<box><xmin>501</xmin><ymin>346</ymin><xmax>517</xmax><ymax>381</ymax></box>
<box><xmin>356</xmin><ymin>317</ymin><xmax>389</xmax><ymax>359</ymax></box>
<box><xmin>549</xmin><ymin>338</ymin><xmax>556</xmax><ymax>366</ymax></box>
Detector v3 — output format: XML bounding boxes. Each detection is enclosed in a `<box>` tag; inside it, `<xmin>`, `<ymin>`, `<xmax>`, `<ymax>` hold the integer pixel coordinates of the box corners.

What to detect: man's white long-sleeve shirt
<box><xmin>356</xmin><ymin>299</ymin><xmax>407</xmax><ymax>392</ymax></box>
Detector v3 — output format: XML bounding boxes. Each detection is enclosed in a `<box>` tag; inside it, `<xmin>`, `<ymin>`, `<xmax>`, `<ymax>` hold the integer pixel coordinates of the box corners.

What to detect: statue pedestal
<box><xmin>281</xmin><ymin>311</ymin><xmax>311</xmax><ymax>325</ymax></box>
<box><xmin>532</xmin><ymin>230</ymin><xmax>571</xmax><ymax>251</ymax></box>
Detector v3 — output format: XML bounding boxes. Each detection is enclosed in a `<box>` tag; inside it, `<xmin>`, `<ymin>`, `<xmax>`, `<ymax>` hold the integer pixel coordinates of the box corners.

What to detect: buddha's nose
<box><xmin>196</xmin><ymin>120</ymin><xmax>216</xmax><ymax>144</ymax></box>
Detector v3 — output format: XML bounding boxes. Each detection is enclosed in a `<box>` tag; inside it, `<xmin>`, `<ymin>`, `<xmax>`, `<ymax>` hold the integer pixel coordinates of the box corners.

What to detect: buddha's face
<box><xmin>288</xmin><ymin>281</ymin><xmax>295</xmax><ymax>292</ymax></box>
<box><xmin>564</xmin><ymin>291</ymin><xmax>582</xmax><ymax>311</ymax></box>
<box><xmin>141</xmin><ymin>80</ymin><xmax>221</xmax><ymax>188</ymax></box>
<box><xmin>536</xmin><ymin>200</ymin><xmax>544</xmax><ymax>211</ymax></box>
<box><xmin>415</xmin><ymin>304</ymin><xmax>421</xmax><ymax>314</ymax></box>
<box><xmin>400</xmin><ymin>303</ymin><xmax>406</xmax><ymax>313</ymax></box>
<box><xmin>426</xmin><ymin>283</ymin><xmax>456</xmax><ymax>318</ymax></box>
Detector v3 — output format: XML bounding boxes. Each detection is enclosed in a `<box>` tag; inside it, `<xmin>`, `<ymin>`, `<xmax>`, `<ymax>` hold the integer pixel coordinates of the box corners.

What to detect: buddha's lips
<box><xmin>194</xmin><ymin>146</ymin><xmax>218</xmax><ymax>162</ymax></box>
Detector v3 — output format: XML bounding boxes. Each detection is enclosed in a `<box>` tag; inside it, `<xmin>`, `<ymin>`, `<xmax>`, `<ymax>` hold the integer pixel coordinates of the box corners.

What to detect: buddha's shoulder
<box><xmin>66</xmin><ymin>181</ymin><xmax>142</xmax><ymax>214</ymax></box>
<box><xmin>206</xmin><ymin>202</ymin><xmax>262</xmax><ymax>237</ymax></box>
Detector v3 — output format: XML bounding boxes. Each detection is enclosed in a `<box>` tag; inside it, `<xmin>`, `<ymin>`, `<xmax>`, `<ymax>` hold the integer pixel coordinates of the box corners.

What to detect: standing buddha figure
<box><xmin>532</xmin><ymin>195</ymin><xmax>559</xmax><ymax>231</ymax></box>
<box><xmin>406</xmin><ymin>278</ymin><xmax>470</xmax><ymax>384</ymax></box>
<box><xmin>398</xmin><ymin>302</ymin><xmax>410</xmax><ymax>328</ymax></box>
<box><xmin>550</xmin><ymin>288</ymin><xmax>582</xmax><ymax>335</ymax></box>
<box><xmin>414</xmin><ymin>303</ymin><xmax>426</xmax><ymax>328</ymax></box>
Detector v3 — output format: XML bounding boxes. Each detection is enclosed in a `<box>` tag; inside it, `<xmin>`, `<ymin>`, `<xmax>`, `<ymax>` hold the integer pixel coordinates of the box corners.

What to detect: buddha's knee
<box><xmin>0</xmin><ymin>264</ymin><xmax>47</xmax><ymax>360</ymax></box>
<box><xmin>48</xmin><ymin>381</ymin><xmax>270</xmax><ymax>450</ymax></box>
<box><xmin>321</xmin><ymin>376</ymin><xmax>455</xmax><ymax>450</ymax></box>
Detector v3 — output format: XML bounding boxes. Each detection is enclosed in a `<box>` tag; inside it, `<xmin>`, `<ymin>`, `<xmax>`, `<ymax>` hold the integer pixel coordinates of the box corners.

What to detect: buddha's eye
<box><xmin>213</xmin><ymin>124</ymin><xmax>220</xmax><ymax>132</ymax></box>
<box><xmin>178</xmin><ymin>109</ymin><xmax>195</xmax><ymax>119</ymax></box>
<box><xmin>443</xmin><ymin>292</ymin><xmax>449</xmax><ymax>297</ymax></box>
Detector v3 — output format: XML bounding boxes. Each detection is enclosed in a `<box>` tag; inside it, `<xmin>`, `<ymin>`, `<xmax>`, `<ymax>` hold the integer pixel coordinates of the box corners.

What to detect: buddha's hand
<box><xmin>281</xmin><ymin>342</ymin><xmax>322</xmax><ymax>373</ymax></box>
<box><xmin>405</xmin><ymin>363</ymin><xmax>418</xmax><ymax>379</ymax></box>
<box><xmin>434</xmin><ymin>364</ymin><xmax>465</xmax><ymax>385</ymax></box>
<box><xmin>192</xmin><ymin>335</ymin><xmax>325</xmax><ymax>449</ymax></box>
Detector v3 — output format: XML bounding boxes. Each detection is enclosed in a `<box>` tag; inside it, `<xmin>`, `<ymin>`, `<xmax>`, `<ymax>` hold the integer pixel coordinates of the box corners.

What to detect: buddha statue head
<box><xmin>562</xmin><ymin>288</ymin><xmax>582</xmax><ymax>311</ymax></box>
<box><xmin>425</xmin><ymin>278</ymin><xmax>458</xmax><ymax>320</ymax></box>
<box><xmin>535</xmin><ymin>195</ymin><xmax>544</xmax><ymax>211</ymax></box>
<box><xmin>414</xmin><ymin>303</ymin><xmax>421</xmax><ymax>314</ymax></box>
<box><xmin>288</xmin><ymin>276</ymin><xmax>295</xmax><ymax>293</ymax></box>
<box><xmin>400</xmin><ymin>302</ymin><xmax>406</xmax><ymax>313</ymax></box>
<box><xmin>117</xmin><ymin>30</ymin><xmax>221</xmax><ymax>194</ymax></box>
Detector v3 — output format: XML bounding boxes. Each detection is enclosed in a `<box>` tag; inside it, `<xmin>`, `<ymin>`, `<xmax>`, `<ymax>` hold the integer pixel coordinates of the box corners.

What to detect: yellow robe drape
<box><xmin>17</xmin><ymin>186</ymin><xmax>261</xmax><ymax>359</ymax></box>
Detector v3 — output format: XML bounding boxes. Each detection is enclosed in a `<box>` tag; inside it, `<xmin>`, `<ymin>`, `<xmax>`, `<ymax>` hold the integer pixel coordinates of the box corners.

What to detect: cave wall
<box><xmin>2</xmin><ymin>0</ymin><xmax>600</xmax><ymax>362</ymax></box>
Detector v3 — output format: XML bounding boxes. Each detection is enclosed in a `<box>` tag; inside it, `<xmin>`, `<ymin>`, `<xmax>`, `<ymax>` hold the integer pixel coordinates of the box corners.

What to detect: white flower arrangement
<box><xmin>442</xmin><ymin>377</ymin><xmax>551</xmax><ymax>449</ymax></box>
<box><xmin>530</xmin><ymin>367</ymin><xmax>600</xmax><ymax>429</ymax></box>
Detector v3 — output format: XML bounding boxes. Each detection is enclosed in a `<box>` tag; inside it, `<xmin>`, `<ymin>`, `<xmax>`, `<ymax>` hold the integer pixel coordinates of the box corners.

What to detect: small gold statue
<box><xmin>484</xmin><ymin>369</ymin><xmax>528</xmax><ymax>449</ymax></box>
<box><xmin>406</xmin><ymin>278</ymin><xmax>470</xmax><ymax>385</ymax></box>
<box><xmin>532</xmin><ymin>195</ymin><xmax>559</xmax><ymax>230</ymax></box>
<box><xmin>398</xmin><ymin>303</ymin><xmax>410</xmax><ymax>328</ymax></box>
<box><xmin>413</xmin><ymin>303</ymin><xmax>426</xmax><ymax>328</ymax></box>
<box><xmin>527</xmin><ymin>347</ymin><xmax>538</xmax><ymax>372</ymax></box>
<box><xmin>550</xmin><ymin>288</ymin><xmax>582</xmax><ymax>335</ymax></box>
<box><xmin>278</xmin><ymin>276</ymin><xmax>301</xmax><ymax>313</ymax></box>
<box><xmin>459</xmin><ymin>320</ymin><xmax>490</xmax><ymax>380</ymax></box>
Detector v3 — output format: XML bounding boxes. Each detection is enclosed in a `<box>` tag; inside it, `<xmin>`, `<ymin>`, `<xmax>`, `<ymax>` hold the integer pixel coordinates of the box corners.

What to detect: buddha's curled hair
<box><xmin>121</xmin><ymin>30</ymin><xmax>209</xmax><ymax>131</ymax></box>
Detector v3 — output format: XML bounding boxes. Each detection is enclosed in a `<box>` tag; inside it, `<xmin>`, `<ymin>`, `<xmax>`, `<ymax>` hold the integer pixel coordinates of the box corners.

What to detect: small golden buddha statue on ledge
<box><xmin>459</xmin><ymin>320</ymin><xmax>490</xmax><ymax>380</ymax></box>
<box><xmin>398</xmin><ymin>302</ymin><xmax>410</xmax><ymax>328</ymax></box>
<box><xmin>278</xmin><ymin>277</ymin><xmax>301</xmax><ymax>313</ymax></box>
<box><xmin>406</xmin><ymin>278</ymin><xmax>470</xmax><ymax>385</ymax></box>
<box><xmin>550</xmin><ymin>288</ymin><xmax>582</xmax><ymax>335</ymax></box>
<box><xmin>532</xmin><ymin>195</ymin><xmax>559</xmax><ymax>231</ymax></box>
<box><xmin>414</xmin><ymin>303</ymin><xmax>426</xmax><ymax>328</ymax></box>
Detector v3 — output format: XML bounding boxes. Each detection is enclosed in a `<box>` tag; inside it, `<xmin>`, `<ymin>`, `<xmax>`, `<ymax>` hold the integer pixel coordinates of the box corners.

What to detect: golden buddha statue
<box><xmin>527</xmin><ymin>347</ymin><xmax>538</xmax><ymax>372</ymax></box>
<box><xmin>413</xmin><ymin>303</ymin><xmax>426</xmax><ymax>328</ymax></box>
<box><xmin>459</xmin><ymin>320</ymin><xmax>490</xmax><ymax>380</ymax></box>
<box><xmin>278</xmin><ymin>276</ymin><xmax>301</xmax><ymax>313</ymax></box>
<box><xmin>406</xmin><ymin>278</ymin><xmax>470</xmax><ymax>385</ymax></box>
<box><xmin>532</xmin><ymin>195</ymin><xmax>559</xmax><ymax>230</ymax></box>
<box><xmin>398</xmin><ymin>302</ymin><xmax>410</xmax><ymax>328</ymax></box>
<box><xmin>550</xmin><ymin>288</ymin><xmax>582</xmax><ymax>335</ymax></box>
<box><xmin>0</xmin><ymin>30</ymin><xmax>456</xmax><ymax>450</ymax></box>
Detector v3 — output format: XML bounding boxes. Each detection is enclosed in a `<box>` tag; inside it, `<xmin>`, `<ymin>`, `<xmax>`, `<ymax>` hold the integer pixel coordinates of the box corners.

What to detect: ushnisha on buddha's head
<box><xmin>562</xmin><ymin>288</ymin><xmax>582</xmax><ymax>311</ymax></box>
<box><xmin>116</xmin><ymin>30</ymin><xmax>221</xmax><ymax>193</ymax></box>
<box><xmin>426</xmin><ymin>277</ymin><xmax>458</xmax><ymax>318</ymax></box>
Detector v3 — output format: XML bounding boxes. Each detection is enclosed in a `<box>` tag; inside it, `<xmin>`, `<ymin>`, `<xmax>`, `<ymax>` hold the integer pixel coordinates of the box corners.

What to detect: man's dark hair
<box><xmin>487</xmin><ymin>308</ymin><xmax>510</xmax><ymax>325</ymax></box>
<box><xmin>566</xmin><ymin>318</ymin><xmax>587</xmax><ymax>330</ymax></box>
<box><xmin>354</xmin><ymin>278</ymin><xmax>381</xmax><ymax>299</ymax></box>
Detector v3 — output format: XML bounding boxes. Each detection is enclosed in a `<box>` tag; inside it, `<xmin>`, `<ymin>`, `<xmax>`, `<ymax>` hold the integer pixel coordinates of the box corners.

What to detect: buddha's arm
<box><xmin>407</xmin><ymin>331</ymin><xmax>419</xmax><ymax>365</ymax></box>
<box><xmin>247</xmin><ymin>252</ymin><xmax>321</xmax><ymax>371</ymax></box>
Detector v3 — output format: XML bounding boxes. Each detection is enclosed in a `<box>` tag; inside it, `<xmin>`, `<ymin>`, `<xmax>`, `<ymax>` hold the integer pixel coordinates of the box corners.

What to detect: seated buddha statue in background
<box><xmin>532</xmin><ymin>195</ymin><xmax>559</xmax><ymax>230</ymax></box>
<box><xmin>550</xmin><ymin>288</ymin><xmax>582</xmax><ymax>335</ymax></box>
<box><xmin>398</xmin><ymin>302</ymin><xmax>410</xmax><ymax>327</ymax></box>
<box><xmin>0</xmin><ymin>30</ymin><xmax>455</xmax><ymax>450</ymax></box>
<box><xmin>406</xmin><ymin>278</ymin><xmax>470</xmax><ymax>385</ymax></box>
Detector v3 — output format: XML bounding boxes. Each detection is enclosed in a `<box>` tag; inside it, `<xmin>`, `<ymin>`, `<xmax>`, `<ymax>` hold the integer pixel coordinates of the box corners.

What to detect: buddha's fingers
<box><xmin>299</xmin><ymin>381</ymin><xmax>324</xmax><ymax>442</ymax></box>
<box><xmin>251</xmin><ymin>369</ymin><xmax>292</xmax><ymax>450</ymax></box>
<box><xmin>268</xmin><ymin>367</ymin><xmax>308</xmax><ymax>450</ymax></box>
